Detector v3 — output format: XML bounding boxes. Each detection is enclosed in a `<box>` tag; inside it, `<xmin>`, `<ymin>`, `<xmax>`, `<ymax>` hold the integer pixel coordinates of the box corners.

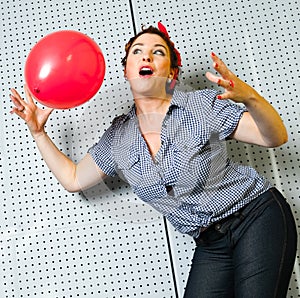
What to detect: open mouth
<box><xmin>139</xmin><ymin>67</ymin><xmax>153</xmax><ymax>76</ymax></box>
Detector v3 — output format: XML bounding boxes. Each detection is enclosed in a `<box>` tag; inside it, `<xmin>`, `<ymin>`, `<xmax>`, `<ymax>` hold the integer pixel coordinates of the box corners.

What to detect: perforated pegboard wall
<box><xmin>1</xmin><ymin>0</ymin><xmax>299</xmax><ymax>297</ymax></box>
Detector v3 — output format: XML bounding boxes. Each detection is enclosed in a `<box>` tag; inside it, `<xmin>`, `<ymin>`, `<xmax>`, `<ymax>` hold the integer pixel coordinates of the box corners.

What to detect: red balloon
<box><xmin>24</xmin><ymin>30</ymin><xmax>105</xmax><ymax>109</ymax></box>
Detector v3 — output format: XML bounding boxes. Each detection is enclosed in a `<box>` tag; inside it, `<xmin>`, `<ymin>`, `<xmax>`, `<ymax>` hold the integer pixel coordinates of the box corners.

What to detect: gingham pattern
<box><xmin>89</xmin><ymin>89</ymin><xmax>272</xmax><ymax>237</ymax></box>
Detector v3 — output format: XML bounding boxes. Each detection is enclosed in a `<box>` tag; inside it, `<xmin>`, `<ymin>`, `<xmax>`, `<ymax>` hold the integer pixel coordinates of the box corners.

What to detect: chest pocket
<box><xmin>173</xmin><ymin>134</ymin><xmax>225</xmax><ymax>190</ymax></box>
<box><xmin>175</xmin><ymin>135</ymin><xmax>208</xmax><ymax>160</ymax></box>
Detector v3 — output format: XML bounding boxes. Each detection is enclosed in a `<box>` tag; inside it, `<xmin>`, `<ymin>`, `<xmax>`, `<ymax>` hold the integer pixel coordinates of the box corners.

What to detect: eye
<box><xmin>153</xmin><ymin>49</ymin><xmax>165</xmax><ymax>56</ymax></box>
<box><xmin>132</xmin><ymin>48</ymin><xmax>142</xmax><ymax>55</ymax></box>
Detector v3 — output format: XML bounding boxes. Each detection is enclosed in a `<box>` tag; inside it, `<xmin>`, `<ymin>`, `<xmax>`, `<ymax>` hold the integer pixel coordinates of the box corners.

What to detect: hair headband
<box><xmin>157</xmin><ymin>21</ymin><xmax>182</xmax><ymax>89</ymax></box>
<box><xmin>157</xmin><ymin>21</ymin><xmax>182</xmax><ymax>67</ymax></box>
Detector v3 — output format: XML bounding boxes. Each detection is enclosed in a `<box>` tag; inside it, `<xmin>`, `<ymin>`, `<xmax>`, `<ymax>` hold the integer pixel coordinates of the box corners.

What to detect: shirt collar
<box><xmin>169</xmin><ymin>89</ymin><xmax>188</xmax><ymax>110</ymax></box>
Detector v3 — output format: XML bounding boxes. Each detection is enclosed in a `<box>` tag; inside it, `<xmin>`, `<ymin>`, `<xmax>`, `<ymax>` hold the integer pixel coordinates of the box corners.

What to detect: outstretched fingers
<box><xmin>205</xmin><ymin>72</ymin><xmax>235</xmax><ymax>100</ymax></box>
<box><xmin>207</xmin><ymin>52</ymin><xmax>258</xmax><ymax>103</ymax></box>
<box><xmin>210</xmin><ymin>52</ymin><xmax>233</xmax><ymax>79</ymax></box>
<box><xmin>205</xmin><ymin>52</ymin><xmax>238</xmax><ymax>100</ymax></box>
<box><xmin>10</xmin><ymin>88</ymin><xmax>28</xmax><ymax>114</ymax></box>
<box><xmin>24</xmin><ymin>84</ymin><xmax>35</xmax><ymax>105</ymax></box>
<box><xmin>216</xmin><ymin>77</ymin><xmax>235</xmax><ymax>93</ymax></box>
<box><xmin>205</xmin><ymin>71</ymin><xmax>220</xmax><ymax>85</ymax></box>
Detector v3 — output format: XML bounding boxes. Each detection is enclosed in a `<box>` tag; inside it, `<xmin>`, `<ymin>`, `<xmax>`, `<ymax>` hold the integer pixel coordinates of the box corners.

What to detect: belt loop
<box><xmin>234</xmin><ymin>211</ymin><xmax>244</xmax><ymax>220</ymax></box>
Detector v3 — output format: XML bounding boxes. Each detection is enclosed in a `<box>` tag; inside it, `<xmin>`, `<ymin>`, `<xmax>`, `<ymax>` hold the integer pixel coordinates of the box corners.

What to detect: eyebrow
<box><xmin>132</xmin><ymin>43</ymin><xmax>168</xmax><ymax>51</ymax></box>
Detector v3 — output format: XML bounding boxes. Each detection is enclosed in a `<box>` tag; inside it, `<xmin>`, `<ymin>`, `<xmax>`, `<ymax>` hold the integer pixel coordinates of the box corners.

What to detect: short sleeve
<box><xmin>88</xmin><ymin>123</ymin><xmax>118</xmax><ymax>177</ymax></box>
<box><xmin>199</xmin><ymin>89</ymin><xmax>246</xmax><ymax>140</ymax></box>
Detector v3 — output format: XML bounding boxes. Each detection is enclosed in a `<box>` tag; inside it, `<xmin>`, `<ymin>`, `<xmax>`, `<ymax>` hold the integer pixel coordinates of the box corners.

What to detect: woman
<box><xmin>10</xmin><ymin>23</ymin><xmax>297</xmax><ymax>297</ymax></box>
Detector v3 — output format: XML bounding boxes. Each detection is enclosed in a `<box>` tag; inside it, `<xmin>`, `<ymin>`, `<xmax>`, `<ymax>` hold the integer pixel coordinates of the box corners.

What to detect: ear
<box><xmin>167</xmin><ymin>67</ymin><xmax>179</xmax><ymax>90</ymax></box>
<box><xmin>123</xmin><ymin>68</ymin><xmax>127</xmax><ymax>80</ymax></box>
<box><xmin>168</xmin><ymin>68</ymin><xmax>176</xmax><ymax>79</ymax></box>
<box><xmin>169</xmin><ymin>68</ymin><xmax>175</xmax><ymax>79</ymax></box>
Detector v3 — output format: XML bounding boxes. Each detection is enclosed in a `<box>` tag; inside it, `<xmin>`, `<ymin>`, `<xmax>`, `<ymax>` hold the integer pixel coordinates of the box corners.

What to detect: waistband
<box><xmin>194</xmin><ymin>187</ymin><xmax>283</xmax><ymax>245</ymax></box>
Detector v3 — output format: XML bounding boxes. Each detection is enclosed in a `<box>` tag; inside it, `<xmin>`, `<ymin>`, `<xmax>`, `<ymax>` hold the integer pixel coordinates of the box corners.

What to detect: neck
<box><xmin>134</xmin><ymin>93</ymin><xmax>172</xmax><ymax>116</ymax></box>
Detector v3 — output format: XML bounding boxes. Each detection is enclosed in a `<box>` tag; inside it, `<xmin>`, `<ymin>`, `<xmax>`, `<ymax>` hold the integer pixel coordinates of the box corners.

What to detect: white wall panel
<box><xmin>1</xmin><ymin>0</ymin><xmax>299</xmax><ymax>297</ymax></box>
<box><xmin>1</xmin><ymin>0</ymin><xmax>175</xmax><ymax>297</ymax></box>
<box><xmin>131</xmin><ymin>0</ymin><xmax>299</xmax><ymax>297</ymax></box>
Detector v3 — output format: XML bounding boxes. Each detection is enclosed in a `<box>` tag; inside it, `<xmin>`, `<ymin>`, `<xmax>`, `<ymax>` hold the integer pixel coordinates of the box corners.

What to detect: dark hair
<box><xmin>121</xmin><ymin>25</ymin><xmax>180</xmax><ymax>71</ymax></box>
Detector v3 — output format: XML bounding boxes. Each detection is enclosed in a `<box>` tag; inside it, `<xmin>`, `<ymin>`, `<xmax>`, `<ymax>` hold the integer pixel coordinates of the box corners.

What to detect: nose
<box><xmin>142</xmin><ymin>51</ymin><xmax>152</xmax><ymax>62</ymax></box>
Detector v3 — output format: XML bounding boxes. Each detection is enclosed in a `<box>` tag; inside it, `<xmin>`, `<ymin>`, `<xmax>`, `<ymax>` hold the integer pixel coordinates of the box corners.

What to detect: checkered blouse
<box><xmin>89</xmin><ymin>89</ymin><xmax>271</xmax><ymax>237</ymax></box>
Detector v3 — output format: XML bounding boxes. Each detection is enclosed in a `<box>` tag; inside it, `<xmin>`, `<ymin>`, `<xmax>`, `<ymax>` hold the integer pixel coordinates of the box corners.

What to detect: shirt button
<box><xmin>215</xmin><ymin>224</ymin><xmax>221</xmax><ymax>231</ymax></box>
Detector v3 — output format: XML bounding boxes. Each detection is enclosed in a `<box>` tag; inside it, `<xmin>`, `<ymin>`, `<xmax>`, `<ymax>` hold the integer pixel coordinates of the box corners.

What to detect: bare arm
<box><xmin>34</xmin><ymin>132</ymin><xmax>106</xmax><ymax>192</ymax></box>
<box><xmin>10</xmin><ymin>86</ymin><xmax>106</xmax><ymax>192</ymax></box>
<box><xmin>205</xmin><ymin>52</ymin><xmax>288</xmax><ymax>147</ymax></box>
<box><xmin>230</xmin><ymin>98</ymin><xmax>288</xmax><ymax>147</ymax></box>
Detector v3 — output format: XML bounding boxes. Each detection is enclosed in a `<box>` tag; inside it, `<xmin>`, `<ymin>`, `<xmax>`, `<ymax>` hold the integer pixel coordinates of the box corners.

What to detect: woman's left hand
<box><xmin>205</xmin><ymin>52</ymin><xmax>259</xmax><ymax>104</ymax></box>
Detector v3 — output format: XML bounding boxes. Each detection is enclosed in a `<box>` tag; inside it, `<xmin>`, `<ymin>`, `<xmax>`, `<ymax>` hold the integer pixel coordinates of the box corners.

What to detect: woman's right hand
<box><xmin>10</xmin><ymin>85</ymin><xmax>54</xmax><ymax>138</ymax></box>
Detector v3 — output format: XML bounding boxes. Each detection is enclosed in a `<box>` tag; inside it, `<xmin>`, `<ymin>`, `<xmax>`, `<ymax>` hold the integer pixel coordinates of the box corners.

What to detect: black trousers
<box><xmin>184</xmin><ymin>188</ymin><xmax>298</xmax><ymax>298</ymax></box>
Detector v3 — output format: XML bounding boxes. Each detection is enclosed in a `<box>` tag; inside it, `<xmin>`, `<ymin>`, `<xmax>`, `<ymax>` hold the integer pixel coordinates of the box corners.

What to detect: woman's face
<box><xmin>124</xmin><ymin>33</ymin><xmax>174</xmax><ymax>97</ymax></box>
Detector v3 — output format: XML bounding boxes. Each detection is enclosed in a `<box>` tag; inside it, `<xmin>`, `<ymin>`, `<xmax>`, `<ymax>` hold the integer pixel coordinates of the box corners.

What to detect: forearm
<box><xmin>244</xmin><ymin>92</ymin><xmax>288</xmax><ymax>147</ymax></box>
<box><xmin>33</xmin><ymin>132</ymin><xmax>79</xmax><ymax>191</ymax></box>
